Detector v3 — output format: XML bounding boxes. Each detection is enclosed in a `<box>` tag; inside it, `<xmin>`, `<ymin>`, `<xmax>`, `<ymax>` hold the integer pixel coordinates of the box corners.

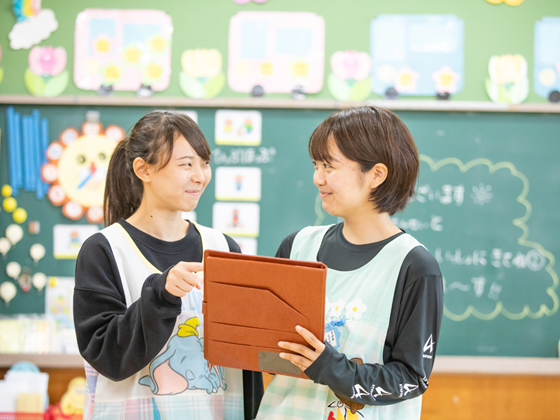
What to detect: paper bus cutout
<box><xmin>215</xmin><ymin>167</ymin><xmax>261</xmax><ymax>201</ymax></box>
<box><xmin>212</xmin><ymin>202</ymin><xmax>260</xmax><ymax>237</ymax></box>
<box><xmin>534</xmin><ymin>18</ymin><xmax>560</xmax><ymax>101</ymax></box>
<box><xmin>370</xmin><ymin>15</ymin><xmax>464</xmax><ymax>96</ymax></box>
<box><xmin>74</xmin><ymin>9</ymin><xmax>172</xmax><ymax>94</ymax></box>
<box><xmin>228</xmin><ymin>11</ymin><xmax>325</xmax><ymax>94</ymax></box>
<box><xmin>215</xmin><ymin>110</ymin><xmax>262</xmax><ymax>146</ymax></box>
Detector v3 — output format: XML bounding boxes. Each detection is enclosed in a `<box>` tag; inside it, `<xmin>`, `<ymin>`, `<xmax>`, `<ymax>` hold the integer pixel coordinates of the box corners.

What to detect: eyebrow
<box><xmin>176</xmin><ymin>155</ymin><xmax>195</xmax><ymax>160</ymax></box>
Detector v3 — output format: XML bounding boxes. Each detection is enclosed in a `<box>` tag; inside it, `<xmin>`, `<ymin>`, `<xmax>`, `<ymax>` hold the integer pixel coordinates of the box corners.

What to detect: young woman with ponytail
<box><xmin>74</xmin><ymin>111</ymin><xmax>263</xmax><ymax>420</ymax></box>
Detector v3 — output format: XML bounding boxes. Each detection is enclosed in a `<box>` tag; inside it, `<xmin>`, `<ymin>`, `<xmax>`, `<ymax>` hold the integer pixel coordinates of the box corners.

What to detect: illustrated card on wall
<box><xmin>53</xmin><ymin>224</ymin><xmax>99</xmax><ymax>259</ymax></box>
<box><xmin>215</xmin><ymin>166</ymin><xmax>261</xmax><ymax>201</ymax></box>
<box><xmin>45</xmin><ymin>277</ymin><xmax>74</xmax><ymax>328</ymax></box>
<box><xmin>74</xmin><ymin>9</ymin><xmax>172</xmax><ymax>95</ymax></box>
<box><xmin>534</xmin><ymin>17</ymin><xmax>560</xmax><ymax>101</ymax></box>
<box><xmin>212</xmin><ymin>202</ymin><xmax>260</xmax><ymax>237</ymax></box>
<box><xmin>232</xmin><ymin>237</ymin><xmax>258</xmax><ymax>255</ymax></box>
<box><xmin>228</xmin><ymin>12</ymin><xmax>325</xmax><ymax>94</ymax></box>
<box><xmin>370</xmin><ymin>15</ymin><xmax>464</xmax><ymax>96</ymax></box>
<box><xmin>215</xmin><ymin>110</ymin><xmax>262</xmax><ymax>145</ymax></box>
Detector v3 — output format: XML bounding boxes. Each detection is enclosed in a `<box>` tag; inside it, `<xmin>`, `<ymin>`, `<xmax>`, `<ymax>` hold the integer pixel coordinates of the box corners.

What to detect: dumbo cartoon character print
<box><xmin>139</xmin><ymin>317</ymin><xmax>227</xmax><ymax>395</ymax></box>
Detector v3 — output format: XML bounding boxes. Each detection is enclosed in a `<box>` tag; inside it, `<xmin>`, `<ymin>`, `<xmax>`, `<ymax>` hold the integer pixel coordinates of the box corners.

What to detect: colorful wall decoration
<box><xmin>370</xmin><ymin>15</ymin><xmax>464</xmax><ymax>97</ymax></box>
<box><xmin>485</xmin><ymin>55</ymin><xmax>528</xmax><ymax>104</ymax></box>
<box><xmin>9</xmin><ymin>0</ymin><xmax>58</xmax><ymax>50</ymax></box>
<box><xmin>227</xmin><ymin>12</ymin><xmax>325</xmax><ymax>95</ymax></box>
<box><xmin>41</xmin><ymin>120</ymin><xmax>125</xmax><ymax>223</ymax></box>
<box><xmin>0</xmin><ymin>45</ymin><xmax>3</xmax><ymax>85</ymax></box>
<box><xmin>328</xmin><ymin>50</ymin><xmax>371</xmax><ymax>101</ymax></box>
<box><xmin>534</xmin><ymin>17</ymin><xmax>560</xmax><ymax>102</ymax></box>
<box><xmin>180</xmin><ymin>49</ymin><xmax>226</xmax><ymax>99</ymax></box>
<box><xmin>73</xmin><ymin>9</ymin><xmax>172</xmax><ymax>96</ymax></box>
<box><xmin>25</xmin><ymin>46</ymin><xmax>69</xmax><ymax>97</ymax></box>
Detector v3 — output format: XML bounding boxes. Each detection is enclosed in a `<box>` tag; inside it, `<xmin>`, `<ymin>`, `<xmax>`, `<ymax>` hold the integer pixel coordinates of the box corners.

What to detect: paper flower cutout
<box><xmin>485</xmin><ymin>54</ymin><xmax>528</xmax><ymax>104</ymax></box>
<box><xmin>331</xmin><ymin>51</ymin><xmax>371</xmax><ymax>81</ymax></box>
<box><xmin>394</xmin><ymin>67</ymin><xmax>420</xmax><ymax>94</ymax></box>
<box><xmin>180</xmin><ymin>49</ymin><xmax>225</xmax><ymax>99</ymax></box>
<box><xmin>539</xmin><ymin>68</ymin><xmax>557</xmax><ymax>87</ymax></box>
<box><xmin>93</xmin><ymin>35</ymin><xmax>112</xmax><ymax>55</ymax></box>
<box><xmin>292</xmin><ymin>60</ymin><xmax>309</xmax><ymax>78</ymax></box>
<box><xmin>345</xmin><ymin>298</ymin><xmax>367</xmax><ymax>320</ymax></box>
<box><xmin>182</xmin><ymin>49</ymin><xmax>222</xmax><ymax>79</ymax></box>
<box><xmin>9</xmin><ymin>6</ymin><xmax>58</xmax><ymax>50</ymax></box>
<box><xmin>25</xmin><ymin>46</ymin><xmax>68</xmax><ymax>97</ymax></box>
<box><xmin>485</xmin><ymin>0</ymin><xmax>524</xmax><ymax>5</ymax></box>
<box><xmin>29</xmin><ymin>46</ymin><xmax>66</xmax><ymax>76</ymax></box>
<box><xmin>328</xmin><ymin>51</ymin><xmax>371</xmax><ymax>101</ymax></box>
<box><xmin>431</xmin><ymin>65</ymin><xmax>461</xmax><ymax>94</ymax></box>
<box><xmin>330</xmin><ymin>298</ymin><xmax>345</xmax><ymax>318</ymax></box>
<box><xmin>124</xmin><ymin>45</ymin><xmax>142</xmax><ymax>64</ymax></box>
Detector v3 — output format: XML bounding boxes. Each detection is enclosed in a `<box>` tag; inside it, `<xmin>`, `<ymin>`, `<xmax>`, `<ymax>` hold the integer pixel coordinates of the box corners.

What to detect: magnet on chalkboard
<box><xmin>291</xmin><ymin>85</ymin><xmax>306</xmax><ymax>101</ymax></box>
<box><xmin>437</xmin><ymin>92</ymin><xmax>451</xmax><ymax>100</ymax></box>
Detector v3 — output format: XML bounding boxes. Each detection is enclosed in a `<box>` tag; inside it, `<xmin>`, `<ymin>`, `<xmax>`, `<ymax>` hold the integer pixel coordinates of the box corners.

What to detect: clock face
<box><xmin>42</xmin><ymin>122</ymin><xmax>125</xmax><ymax>223</ymax></box>
<box><xmin>57</xmin><ymin>134</ymin><xmax>116</xmax><ymax>208</ymax></box>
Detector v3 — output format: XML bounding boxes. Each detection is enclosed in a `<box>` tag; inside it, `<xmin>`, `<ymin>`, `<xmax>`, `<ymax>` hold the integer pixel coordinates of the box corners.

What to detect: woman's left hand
<box><xmin>278</xmin><ymin>325</ymin><xmax>326</xmax><ymax>371</ymax></box>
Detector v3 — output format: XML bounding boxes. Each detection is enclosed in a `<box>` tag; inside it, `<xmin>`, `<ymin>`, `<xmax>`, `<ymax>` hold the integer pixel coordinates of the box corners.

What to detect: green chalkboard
<box><xmin>1</xmin><ymin>105</ymin><xmax>559</xmax><ymax>359</ymax></box>
<box><xmin>0</xmin><ymin>0</ymin><xmax>559</xmax><ymax>102</ymax></box>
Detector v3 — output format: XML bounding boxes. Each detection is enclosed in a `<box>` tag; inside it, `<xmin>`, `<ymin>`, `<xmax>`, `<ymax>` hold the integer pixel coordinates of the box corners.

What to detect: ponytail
<box><xmin>103</xmin><ymin>138</ymin><xmax>142</xmax><ymax>227</ymax></box>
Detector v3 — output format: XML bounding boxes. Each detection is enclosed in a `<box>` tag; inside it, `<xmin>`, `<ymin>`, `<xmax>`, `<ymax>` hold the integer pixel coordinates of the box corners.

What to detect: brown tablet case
<box><xmin>203</xmin><ymin>250</ymin><xmax>327</xmax><ymax>378</ymax></box>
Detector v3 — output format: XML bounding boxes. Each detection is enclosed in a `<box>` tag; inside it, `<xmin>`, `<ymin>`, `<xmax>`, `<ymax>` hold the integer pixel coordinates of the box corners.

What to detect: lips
<box><xmin>319</xmin><ymin>191</ymin><xmax>332</xmax><ymax>198</ymax></box>
<box><xmin>185</xmin><ymin>190</ymin><xmax>202</xmax><ymax>196</ymax></box>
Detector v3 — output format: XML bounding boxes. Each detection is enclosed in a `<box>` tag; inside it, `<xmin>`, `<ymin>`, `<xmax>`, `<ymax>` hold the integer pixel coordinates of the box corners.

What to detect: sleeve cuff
<box><xmin>304</xmin><ymin>341</ymin><xmax>337</xmax><ymax>383</ymax></box>
<box><xmin>150</xmin><ymin>268</ymin><xmax>182</xmax><ymax>308</ymax></box>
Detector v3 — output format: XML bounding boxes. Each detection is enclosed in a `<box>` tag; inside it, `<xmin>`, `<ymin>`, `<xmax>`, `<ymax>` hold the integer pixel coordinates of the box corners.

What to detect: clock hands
<box><xmin>77</xmin><ymin>161</ymin><xmax>97</xmax><ymax>189</ymax></box>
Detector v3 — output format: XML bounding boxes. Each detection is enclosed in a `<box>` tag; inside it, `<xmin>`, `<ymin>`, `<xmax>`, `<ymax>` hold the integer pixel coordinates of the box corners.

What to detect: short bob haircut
<box><xmin>308</xmin><ymin>105</ymin><xmax>419</xmax><ymax>216</ymax></box>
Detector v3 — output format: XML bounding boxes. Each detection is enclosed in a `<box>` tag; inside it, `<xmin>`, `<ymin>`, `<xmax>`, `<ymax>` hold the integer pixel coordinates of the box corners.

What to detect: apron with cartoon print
<box><xmin>257</xmin><ymin>225</ymin><xmax>423</xmax><ymax>420</ymax></box>
<box><xmin>82</xmin><ymin>222</ymin><xmax>244</xmax><ymax>420</ymax></box>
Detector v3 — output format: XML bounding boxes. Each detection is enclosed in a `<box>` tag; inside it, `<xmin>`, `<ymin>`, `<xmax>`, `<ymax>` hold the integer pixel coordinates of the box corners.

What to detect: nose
<box><xmin>190</xmin><ymin>164</ymin><xmax>205</xmax><ymax>184</ymax></box>
<box><xmin>314</xmin><ymin>167</ymin><xmax>326</xmax><ymax>187</ymax></box>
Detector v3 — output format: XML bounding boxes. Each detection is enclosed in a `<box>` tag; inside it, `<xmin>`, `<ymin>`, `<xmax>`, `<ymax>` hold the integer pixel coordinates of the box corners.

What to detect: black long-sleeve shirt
<box><xmin>275</xmin><ymin>223</ymin><xmax>443</xmax><ymax>405</ymax></box>
<box><xmin>74</xmin><ymin>219</ymin><xmax>263</xmax><ymax>420</ymax></box>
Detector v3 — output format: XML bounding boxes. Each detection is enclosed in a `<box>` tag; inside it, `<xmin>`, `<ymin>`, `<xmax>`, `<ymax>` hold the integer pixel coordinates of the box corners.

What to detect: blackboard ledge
<box><xmin>1</xmin><ymin>95</ymin><xmax>560</xmax><ymax>113</ymax></box>
<box><xmin>1</xmin><ymin>354</ymin><xmax>560</xmax><ymax>375</ymax></box>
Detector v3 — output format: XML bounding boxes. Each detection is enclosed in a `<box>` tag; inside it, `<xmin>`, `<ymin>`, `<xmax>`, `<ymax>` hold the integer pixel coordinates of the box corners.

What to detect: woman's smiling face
<box><xmin>147</xmin><ymin>135</ymin><xmax>212</xmax><ymax>213</ymax></box>
<box><xmin>313</xmin><ymin>138</ymin><xmax>374</xmax><ymax>219</ymax></box>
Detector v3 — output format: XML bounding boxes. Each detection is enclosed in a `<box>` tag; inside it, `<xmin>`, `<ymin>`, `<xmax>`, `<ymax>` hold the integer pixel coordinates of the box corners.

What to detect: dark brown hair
<box><xmin>103</xmin><ymin>111</ymin><xmax>211</xmax><ymax>226</ymax></box>
<box><xmin>309</xmin><ymin>105</ymin><xmax>419</xmax><ymax>215</ymax></box>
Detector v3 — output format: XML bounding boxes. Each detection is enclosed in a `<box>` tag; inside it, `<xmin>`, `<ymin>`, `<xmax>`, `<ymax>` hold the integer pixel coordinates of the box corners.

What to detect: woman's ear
<box><xmin>132</xmin><ymin>157</ymin><xmax>151</xmax><ymax>183</ymax></box>
<box><xmin>368</xmin><ymin>163</ymin><xmax>388</xmax><ymax>189</ymax></box>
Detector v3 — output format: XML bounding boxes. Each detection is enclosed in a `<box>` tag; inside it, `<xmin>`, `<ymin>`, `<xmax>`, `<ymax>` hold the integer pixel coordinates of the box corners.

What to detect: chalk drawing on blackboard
<box><xmin>413</xmin><ymin>155</ymin><xmax>558</xmax><ymax>321</ymax></box>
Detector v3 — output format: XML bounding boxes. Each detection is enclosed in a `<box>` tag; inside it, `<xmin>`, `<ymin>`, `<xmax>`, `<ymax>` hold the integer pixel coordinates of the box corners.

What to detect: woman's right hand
<box><xmin>165</xmin><ymin>262</ymin><xmax>204</xmax><ymax>297</ymax></box>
